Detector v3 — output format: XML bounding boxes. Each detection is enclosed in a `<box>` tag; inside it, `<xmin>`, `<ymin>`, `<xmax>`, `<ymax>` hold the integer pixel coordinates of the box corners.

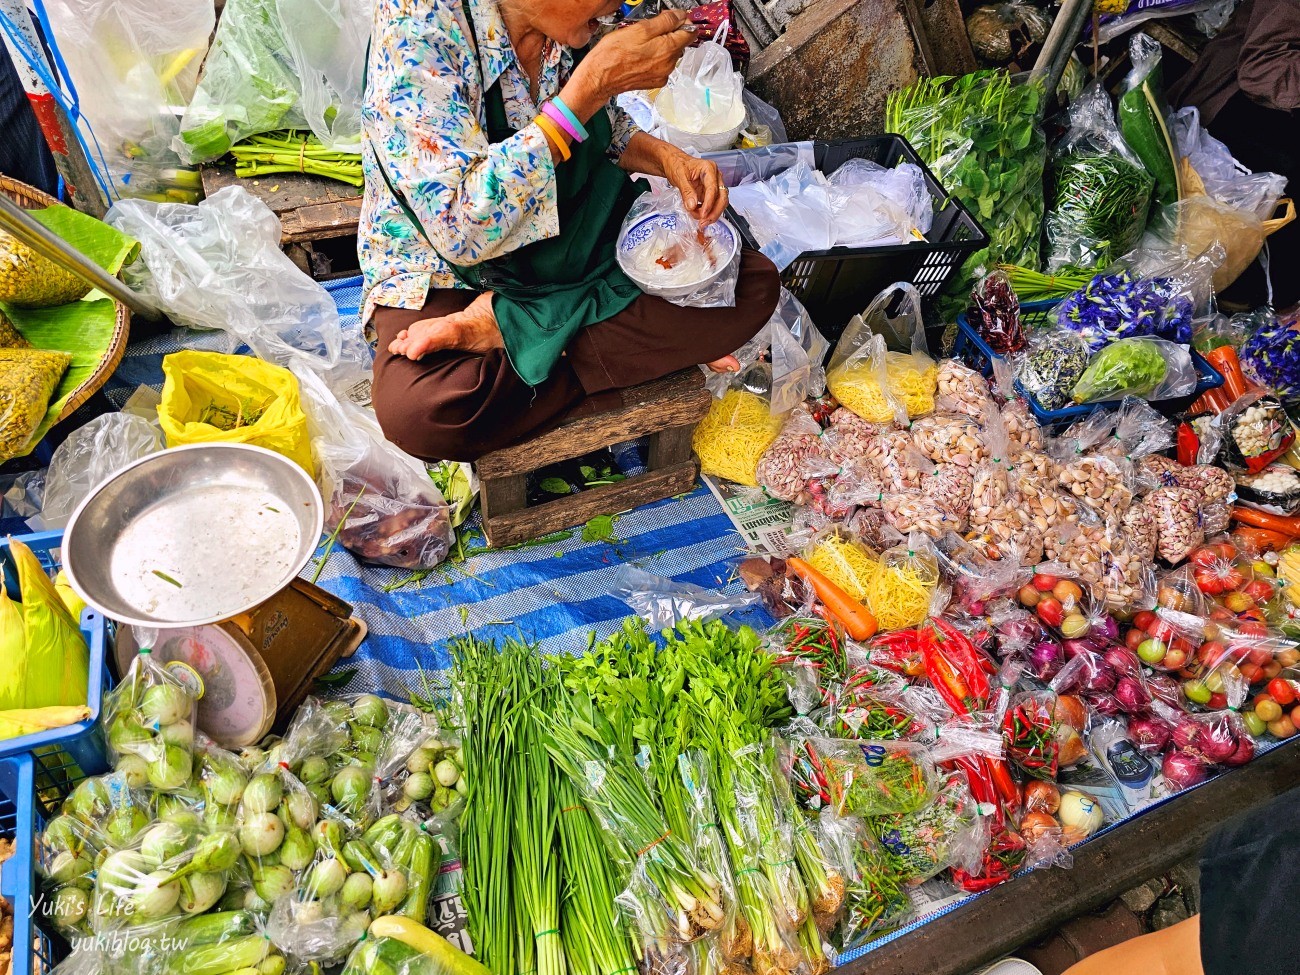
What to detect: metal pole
<box><xmin>0</xmin><ymin>195</ymin><xmax>157</xmax><ymax>318</ymax></box>
<box><xmin>1029</xmin><ymin>0</ymin><xmax>1092</xmax><ymax>105</ymax></box>
<box><xmin>0</xmin><ymin>0</ymin><xmax>107</xmax><ymax>216</ymax></box>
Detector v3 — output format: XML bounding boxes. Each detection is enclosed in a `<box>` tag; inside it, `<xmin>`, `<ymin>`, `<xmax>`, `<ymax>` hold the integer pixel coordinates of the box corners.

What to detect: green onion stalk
<box><xmin>511</xmin><ymin>644</ymin><xmax>566</xmax><ymax>975</ymax></box>
<box><xmin>229</xmin><ymin>131</ymin><xmax>363</xmax><ymax>187</ymax></box>
<box><xmin>766</xmin><ymin>750</ymin><xmax>844</xmax><ymax>931</ymax></box>
<box><xmin>541</xmin><ymin>693</ymin><xmax>725</xmax><ymax>947</ymax></box>
<box><xmin>556</xmin><ymin>775</ymin><xmax>640</xmax><ymax>975</ymax></box>
<box><xmin>997</xmin><ymin>263</ymin><xmax>1097</xmax><ymax>303</ymax></box>
<box><xmin>451</xmin><ymin>636</ymin><xmax>521</xmax><ymax>975</ymax></box>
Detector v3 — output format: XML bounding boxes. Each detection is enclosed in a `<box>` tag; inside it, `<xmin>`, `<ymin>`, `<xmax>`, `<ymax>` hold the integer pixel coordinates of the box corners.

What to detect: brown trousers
<box><xmin>371</xmin><ymin>248</ymin><xmax>781</xmax><ymax>462</ymax></box>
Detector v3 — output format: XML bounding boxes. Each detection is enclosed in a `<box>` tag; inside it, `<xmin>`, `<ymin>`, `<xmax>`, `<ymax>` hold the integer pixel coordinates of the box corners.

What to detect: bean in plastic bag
<box><xmin>1015</xmin><ymin>330</ymin><xmax>1090</xmax><ymax>412</ymax></box>
<box><xmin>158</xmin><ymin>350</ymin><xmax>314</xmax><ymax>474</ymax></box>
<box><xmin>1044</xmin><ymin>82</ymin><xmax>1155</xmax><ymax>270</ymax></box>
<box><xmin>0</xmin><ymin>232</ymin><xmax>91</xmax><ymax>307</ymax></box>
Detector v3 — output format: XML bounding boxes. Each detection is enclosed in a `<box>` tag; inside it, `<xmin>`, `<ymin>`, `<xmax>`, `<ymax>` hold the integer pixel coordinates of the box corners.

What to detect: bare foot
<box><xmin>388</xmin><ymin>291</ymin><xmax>504</xmax><ymax>360</ymax></box>
<box><xmin>706</xmin><ymin>354</ymin><xmax>740</xmax><ymax>374</ymax></box>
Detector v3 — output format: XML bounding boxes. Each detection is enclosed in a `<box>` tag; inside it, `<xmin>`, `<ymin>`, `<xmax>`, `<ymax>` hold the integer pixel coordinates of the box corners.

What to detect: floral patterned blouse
<box><xmin>360</xmin><ymin>0</ymin><xmax>640</xmax><ymax>323</ymax></box>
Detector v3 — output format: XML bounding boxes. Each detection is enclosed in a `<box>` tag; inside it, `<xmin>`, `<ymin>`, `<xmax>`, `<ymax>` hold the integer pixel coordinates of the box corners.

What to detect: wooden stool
<box><xmin>475</xmin><ymin>369</ymin><xmax>713</xmax><ymax>547</ymax></box>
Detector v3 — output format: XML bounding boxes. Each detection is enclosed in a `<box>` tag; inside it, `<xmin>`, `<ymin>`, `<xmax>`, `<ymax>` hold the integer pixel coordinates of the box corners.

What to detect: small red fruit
<box><xmin>1033</xmin><ymin>573</ymin><xmax>1060</xmax><ymax>592</ymax></box>
<box><xmin>1036</xmin><ymin>597</ymin><xmax>1065</xmax><ymax>629</ymax></box>
<box><xmin>1267</xmin><ymin>678</ymin><xmax>1296</xmax><ymax>706</ymax></box>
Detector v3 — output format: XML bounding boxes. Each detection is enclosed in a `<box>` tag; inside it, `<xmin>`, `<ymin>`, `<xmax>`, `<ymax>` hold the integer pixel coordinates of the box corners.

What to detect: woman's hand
<box><xmin>561</xmin><ymin>10</ymin><xmax>695</xmax><ymax>117</ymax></box>
<box><xmin>661</xmin><ymin>150</ymin><xmax>729</xmax><ymax>227</ymax></box>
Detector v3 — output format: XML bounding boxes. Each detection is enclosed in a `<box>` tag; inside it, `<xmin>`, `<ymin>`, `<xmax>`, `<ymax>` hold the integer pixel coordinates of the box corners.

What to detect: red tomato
<box><xmin>1193</xmin><ymin>566</ymin><xmax>1225</xmax><ymax>596</ymax></box>
<box><xmin>1247</xmin><ymin>647</ymin><xmax>1273</xmax><ymax>667</ymax></box>
<box><xmin>1208</xmin><ymin>607</ymin><xmax>1234</xmax><ymax>622</ymax></box>
<box><xmin>1267</xmin><ymin>678</ymin><xmax>1297</xmax><ymax>706</ymax></box>
<box><xmin>1238</xmin><ymin>621</ymin><xmax>1270</xmax><ymax>638</ymax></box>
<box><xmin>1036</xmin><ymin>597</ymin><xmax>1064</xmax><ymax>629</ymax></box>
<box><xmin>1133</xmin><ymin>611</ymin><xmax>1157</xmax><ymax>632</ymax></box>
<box><xmin>1240</xmin><ymin>663</ymin><xmax>1264</xmax><ymax>685</ymax></box>
<box><xmin>1213</xmin><ymin>542</ymin><xmax>1239</xmax><ymax>562</ymax></box>
<box><xmin>1244</xmin><ymin>580</ymin><xmax>1276</xmax><ymax>603</ymax></box>
<box><xmin>1150</xmin><ymin>619</ymin><xmax>1178</xmax><ymax>644</ymax></box>
<box><xmin>1197</xmin><ymin>641</ymin><xmax>1228</xmax><ymax>667</ymax></box>
<box><xmin>1033</xmin><ymin>573</ymin><xmax>1060</xmax><ymax>592</ymax></box>
<box><xmin>1208</xmin><ymin>692</ymin><xmax>1229</xmax><ymax>710</ymax></box>
<box><xmin>1125</xmin><ymin>628</ymin><xmax>1146</xmax><ymax>651</ymax></box>
<box><xmin>1263</xmin><ymin>661</ymin><xmax>1284</xmax><ymax>681</ymax></box>
<box><xmin>1290</xmin><ymin>704</ymin><xmax>1300</xmax><ymax>728</ymax></box>
<box><xmin>1190</xmin><ymin>547</ymin><xmax>1220</xmax><ymax>569</ymax></box>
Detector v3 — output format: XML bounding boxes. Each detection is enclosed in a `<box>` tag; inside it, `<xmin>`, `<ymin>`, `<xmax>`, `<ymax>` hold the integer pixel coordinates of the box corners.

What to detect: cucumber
<box><xmin>168</xmin><ymin>935</ymin><xmax>269</xmax><ymax>975</ymax></box>
<box><xmin>343</xmin><ymin>839</ymin><xmax>381</xmax><ymax>876</ymax></box>
<box><xmin>397</xmin><ymin>832</ymin><xmax>438</xmax><ymax>923</ymax></box>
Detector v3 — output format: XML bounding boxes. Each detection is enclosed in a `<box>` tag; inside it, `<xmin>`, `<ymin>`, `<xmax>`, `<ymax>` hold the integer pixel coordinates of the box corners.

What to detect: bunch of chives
<box><xmin>229</xmin><ymin>131</ymin><xmax>364</xmax><ymax>187</ymax></box>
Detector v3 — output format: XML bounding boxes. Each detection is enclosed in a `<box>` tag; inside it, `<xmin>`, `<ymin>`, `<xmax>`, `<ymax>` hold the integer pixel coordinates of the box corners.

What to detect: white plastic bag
<box><xmin>274</xmin><ymin>0</ymin><xmax>370</xmax><ymax>151</ymax></box>
<box><xmin>106</xmin><ymin>187</ymin><xmax>372</xmax><ymax>395</ymax></box>
<box><xmin>43</xmin><ymin>0</ymin><xmax>213</xmax><ymax>200</ymax></box>
<box><xmin>827</xmin><ymin>159</ymin><xmax>933</xmax><ymax>246</ymax></box>
<box><xmin>294</xmin><ymin>366</ymin><xmax>453</xmax><ymax>570</ymax></box>
<box><xmin>40</xmin><ymin>414</ymin><xmax>163</xmax><ymax>529</ymax></box>
<box><xmin>1171</xmin><ymin>107</ymin><xmax>1287</xmax><ymax>220</ymax></box>
<box><xmin>617</xmin><ymin>184</ymin><xmax>740</xmax><ymax>308</ymax></box>
<box><xmin>729</xmin><ymin>161</ymin><xmax>836</xmax><ymax>270</ymax></box>
<box><xmin>651</xmin><ymin>26</ymin><xmax>746</xmax><ymax>152</ymax></box>
<box><xmin>769</xmin><ymin>289</ymin><xmax>829</xmax><ymax>413</ymax></box>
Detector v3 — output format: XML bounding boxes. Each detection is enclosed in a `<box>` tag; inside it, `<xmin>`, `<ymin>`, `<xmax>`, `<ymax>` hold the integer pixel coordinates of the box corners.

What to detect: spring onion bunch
<box><xmin>997</xmin><ymin>264</ymin><xmax>1097</xmax><ymax>303</ymax></box>
<box><xmin>229</xmin><ymin>132</ymin><xmax>363</xmax><ymax>187</ymax></box>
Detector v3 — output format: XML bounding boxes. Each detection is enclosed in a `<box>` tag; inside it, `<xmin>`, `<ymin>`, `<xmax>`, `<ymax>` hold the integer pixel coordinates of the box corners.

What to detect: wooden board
<box><xmin>200</xmin><ymin>164</ymin><xmax>362</xmax><ymax>244</ymax></box>
<box><xmin>839</xmin><ymin>742</ymin><xmax>1300</xmax><ymax>975</ymax></box>
<box><xmin>482</xmin><ymin>460</ymin><xmax>701</xmax><ymax>548</ymax></box>
<box><xmin>476</xmin><ymin>369</ymin><xmax>712</xmax><ymax>478</ymax></box>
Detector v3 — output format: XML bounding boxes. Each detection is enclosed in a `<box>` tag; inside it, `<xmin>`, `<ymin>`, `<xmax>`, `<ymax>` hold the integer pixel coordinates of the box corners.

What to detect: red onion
<box><xmin>1080</xmin><ymin>657</ymin><xmax>1117</xmax><ymax>694</ymax></box>
<box><xmin>1127</xmin><ymin>714</ymin><xmax>1172</xmax><ymax>754</ymax></box>
<box><xmin>1103</xmin><ymin>646</ymin><xmax>1142</xmax><ymax>679</ymax></box>
<box><xmin>996</xmin><ymin>613</ymin><xmax>1043</xmax><ymax>652</ymax></box>
<box><xmin>1192</xmin><ymin>722</ymin><xmax>1238</xmax><ymax>765</ymax></box>
<box><xmin>1114</xmin><ymin>676</ymin><xmax>1152</xmax><ymax>713</ymax></box>
<box><xmin>1162</xmin><ymin>750</ymin><xmax>1209</xmax><ymax>792</ymax></box>
<box><xmin>1172</xmin><ymin>718</ymin><xmax>1200</xmax><ymax>751</ymax></box>
<box><xmin>1030</xmin><ymin>640</ymin><xmax>1064</xmax><ymax>680</ymax></box>
<box><xmin>1090</xmin><ymin>614</ymin><xmax>1120</xmax><ymax>643</ymax></box>
<box><xmin>1146</xmin><ymin>673</ymin><xmax>1183</xmax><ymax>708</ymax></box>
<box><xmin>1088</xmin><ymin>692</ymin><xmax>1121</xmax><ymax>717</ymax></box>
<box><xmin>1224</xmin><ymin>736</ymin><xmax>1255</xmax><ymax>767</ymax></box>
<box><xmin>1062</xmin><ymin>638</ymin><xmax>1094</xmax><ymax>660</ymax></box>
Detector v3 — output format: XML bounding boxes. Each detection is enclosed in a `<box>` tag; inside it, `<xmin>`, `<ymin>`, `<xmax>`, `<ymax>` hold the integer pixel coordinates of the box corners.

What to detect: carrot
<box><xmin>787</xmin><ymin>557</ymin><xmax>878</xmax><ymax>641</ymax></box>
<box><xmin>1231</xmin><ymin>505</ymin><xmax>1300</xmax><ymax>539</ymax></box>
<box><xmin>1231</xmin><ymin>525</ymin><xmax>1294</xmax><ymax>554</ymax></box>
<box><xmin>1191</xmin><ymin>385</ymin><xmax>1232</xmax><ymax>415</ymax></box>
<box><xmin>1204</xmin><ymin>346</ymin><xmax>1253</xmax><ymax>401</ymax></box>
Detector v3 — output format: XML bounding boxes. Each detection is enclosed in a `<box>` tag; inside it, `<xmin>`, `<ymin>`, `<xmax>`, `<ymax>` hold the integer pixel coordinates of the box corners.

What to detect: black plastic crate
<box><xmin>708</xmin><ymin>136</ymin><xmax>989</xmax><ymax>343</ymax></box>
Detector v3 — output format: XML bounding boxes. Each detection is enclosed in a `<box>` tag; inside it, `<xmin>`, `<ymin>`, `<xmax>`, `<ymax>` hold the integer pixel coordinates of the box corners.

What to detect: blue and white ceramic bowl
<box><xmin>617</xmin><ymin>211</ymin><xmax>740</xmax><ymax>303</ymax></box>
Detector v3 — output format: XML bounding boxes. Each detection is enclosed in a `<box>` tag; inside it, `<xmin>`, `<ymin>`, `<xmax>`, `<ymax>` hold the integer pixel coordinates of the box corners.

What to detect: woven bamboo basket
<box><xmin>0</xmin><ymin>174</ymin><xmax>131</xmax><ymax>423</ymax></box>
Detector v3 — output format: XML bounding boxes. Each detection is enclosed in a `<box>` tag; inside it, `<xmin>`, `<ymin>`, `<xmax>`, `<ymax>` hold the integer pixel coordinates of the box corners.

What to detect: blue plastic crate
<box><xmin>0</xmin><ymin>531</ymin><xmax>110</xmax><ymax>777</ymax></box>
<box><xmin>953</xmin><ymin>301</ymin><xmax>1224</xmax><ymax>425</ymax></box>
<box><xmin>0</xmin><ymin>752</ymin><xmax>65</xmax><ymax>975</ymax></box>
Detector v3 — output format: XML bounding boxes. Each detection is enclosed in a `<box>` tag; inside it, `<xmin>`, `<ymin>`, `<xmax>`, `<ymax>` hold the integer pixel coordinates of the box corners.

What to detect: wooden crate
<box><xmin>475</xmin><ymin>369</ymin><xmax>713</xmax><ymax>547</ymax></box>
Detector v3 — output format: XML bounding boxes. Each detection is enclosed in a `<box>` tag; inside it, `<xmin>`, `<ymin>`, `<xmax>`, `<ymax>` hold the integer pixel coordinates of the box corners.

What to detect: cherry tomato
<box><xmin>1238</xmin><ymin>621</ymin><xmax>1270</xmax><ymax>638</ymax></box>
<box><xmin>1193</xmin><ymin>567</ymin><xmax>1225</xmax><ymax>596</ymax></box>
<box><xmin>1133</xmin><ymin>611</ymin><xmax>1157</xmax><ymax>632</ymax></box>
<box><xmin>1267</xmin><ymin>715</ymin><xmax>1297</xmax><ymax>738</ymax></box>
<box><xmin>1208</xmin><ymin>692</ymin><xmax>1229</xmax><ymax>710</ymax></box>
<box><xmin>1190</xmin><ymin>547</ymin><xmax>1220</xmax><ymax>569</ymax></box>
<box><xmin>1263</xmin><ymin>661</ymin><xmax>1284</xmax><ymax>681</ymax></box>
<box><xmin>1033</xmin><ymin>573</ymin><xmax>1060</xmax><ymax>592</ymax></box>
<box><xmin>1239</xmin><ymin>663</ymin><xmax>1264</xmax><ymax>685</ymax></box>
<box><xmin>1256</xmin><ymin>697</ymin><xmax>1284</xmax><ymax>723</ymax></box>
<box><xmin>1036</xmin><ymin>597</ymin><xmax>1064</xmax><ymax>629</ymax></box>
<box><xmin>1125</xmin><ymin>628</ymin><xmax>1146</xmax><ymax>652</ymax></box>
<box><xmin>1213</xmin><ymin>542</ymin><xmax>1239</xmax><ymax>562</ymax></box>
<box><xmin>1244</xmin><ymin>580</ymin><xmax>1276</xmax><ymax>603</ymax></box>
<box><xmin>1267</xmin><ymin>678</ymin><xmax>1296</xmax><ymax>706</ymax></box>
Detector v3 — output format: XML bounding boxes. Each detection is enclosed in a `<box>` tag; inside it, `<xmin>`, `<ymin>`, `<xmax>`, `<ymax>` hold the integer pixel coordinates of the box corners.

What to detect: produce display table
<box><xmin>841</xmin><ymin>740</ymin><xmax>1300</xmax><ymax>975</ymax></box>
<box><xmin>199</xmin><ymin>164</ymin><xmax>362</xmax><ymax>274</ymax></box>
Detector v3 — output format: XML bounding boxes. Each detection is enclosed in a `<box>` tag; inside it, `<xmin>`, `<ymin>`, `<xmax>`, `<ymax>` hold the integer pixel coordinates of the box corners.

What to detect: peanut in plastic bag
<box><xmin>158</xmin><ymin>349</ymin><xmax>313</xmax><ymax>474</ymax></box>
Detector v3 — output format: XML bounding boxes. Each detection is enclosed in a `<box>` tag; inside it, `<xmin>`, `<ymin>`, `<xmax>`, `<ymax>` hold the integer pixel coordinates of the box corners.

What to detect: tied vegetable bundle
<box><xmin>886</xmin><ymin>71</ymin><xmax>1046</xmax><ymax>315</ymax></box>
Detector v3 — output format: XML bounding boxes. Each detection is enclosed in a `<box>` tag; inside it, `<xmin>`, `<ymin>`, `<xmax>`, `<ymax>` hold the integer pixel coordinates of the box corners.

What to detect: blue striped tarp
<box><xmin>102</xmin><ymin>276</ymin><xmax>763</xmax><ymax>699</ymax></box>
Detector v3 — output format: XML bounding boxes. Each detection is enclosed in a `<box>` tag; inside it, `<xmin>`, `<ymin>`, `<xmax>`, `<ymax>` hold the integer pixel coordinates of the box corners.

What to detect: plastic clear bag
<box><xmin>41</xmin><ymin>414</ymin><xmax>163</xmax><ymax>529</ymax></box>
<box><xmin>728</xmin><ymin>161</ymin><xmax>836</xmax><ymax>271</ymax></box>
<box><xmin>1117</xmin><ymin>33</ymin><xmax>1181</xmax><ymax>208</ymax></box>
<box><xmin>693</xmin><ymin>380</ymin><xmax>786</xmax><ymax>487</ymax></box>
<box><xmin>651</xmin><ymin>27</ymin><xmax>746</xmax><ymax>152</ymax></box>
<box><xmin>103</xmin><ymin>641</ymin><xmax>199</xmax><ymax>794</ymax></box>
<box><xmin>827</xmin><ymin>159</ymin><xmax>933</xmax><ymax>247</ymax></box>
<box><xmin>107</xmin><ymin>187</ymin><xmax>370</xmax><ymax>394</ymax></box>
<box><xmin>44</xmin><ymin>0</ymin><xmax>213</xmax><ymax>200</ymax></box>
<box><xmin>869</xmin><ymin>771</ymin><xmax>984</xmax><ymax>886</ymax></box>
<box><xmin>1014</xmin><ymin>329</ymin><xmax>1091</xmax><ymax>412</ymax></box>
<box><xmin>1071</xmin><ymin>338</ymin><xmax>1196</xmax><ymax>404</ymax></box>
<box><xmin>174</xmin><ymin>0</ymin><xmax>305</xmax><ymax>162</ymax></box>
<box><xmin>828</xmin><ymin>283</ymin><xmax>936</xmax><ymax>424</ymax></box>
<box><xmin>295</xmin><ymin>365</ymin><xmax>452</xmax><ymax>569</ymax></box>
<box><xmin>935</xmin><ymin>358</ymin><xmax>997</xmax><ymax>420</ymax></box>
<box><xmin>769</xmin><ymin>289</ymin><xmax>830</xmax><ymax>412</ymax></box>
<box><xmin>1172</xmin><ymin>106</ymin><xmax>1288</xmax><ymax>219</ymax></box>
<box><xmin>1218</xmin><ymin>392</ymin><xmax>1296</xmax><ymax>473</ymax></box>
<box><xmin>740</xmin><ymin>88</ymin><xmax>788</xmax><ymax>146</ymax></box>
<box><xmin>275</xmin><ymin>0</ymin><xmax>369</xmax><ymax>151</ymax></box>
<box><xmin>618</xmin><ymin>185</ymin><xmax>741</xmax><ymax>308</ymax></box>
<box><xmin>609</xmin><ymin>566</ymin><xmax>761</xmax><ymax>627</ymax></box>
<box><xmin>1044</xmin><ymin>82</ymin><xmax>1155</xmax><ymax>270</ymax></box>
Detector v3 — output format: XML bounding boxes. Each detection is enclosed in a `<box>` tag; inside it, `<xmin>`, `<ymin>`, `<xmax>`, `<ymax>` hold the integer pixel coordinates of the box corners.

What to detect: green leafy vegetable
<box><xmin>1071</xmin><ymin>338</ymin><xmax>1168</xmax><ymax>404</ymax></box>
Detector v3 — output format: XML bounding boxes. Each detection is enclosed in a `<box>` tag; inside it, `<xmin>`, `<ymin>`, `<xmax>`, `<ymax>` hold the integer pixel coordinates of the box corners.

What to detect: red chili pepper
<box><xmin>984</xmin><ymin>757</ymin><xmax>1021</xmax><ymax>814</ymax></box>
<box><xmin>922</xmin><ymin>641</ymin><xmax>978</xmax><ymax>716</ymax></box>
<box><xmin>1177</xmin><ymin>421</ymin><xmax>1199</xmax><ymax>467</ymax></box>
<box><xmin>928</xmin><ymin>618</ymin><xmax>992</xmax><ymax>705</ymax></box>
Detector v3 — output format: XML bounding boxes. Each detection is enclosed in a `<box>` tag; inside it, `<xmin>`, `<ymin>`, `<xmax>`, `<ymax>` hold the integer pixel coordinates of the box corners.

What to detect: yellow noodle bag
<box><xmin>158</xmin><ymin>350</ymin><xmax>314</xmax><ymax>474</ymax></box>
<box><xmin>692</xmin><ymin>388</ymin><xmax>784</xmax><ymax>487</ymax></box>
<box><xmin>827</xmin><ymin>283</ymin><xmax>936</xmax><ymax>423</ymax></box>
<box><xmin>0</xmin><ymin>538</ymin><xmax>90</xmax><ymax>711</ymax></box>
<box><xmin>806</xmin><ymin>531</ymin><xmax>879</xmax><ymax>602</ymax></box>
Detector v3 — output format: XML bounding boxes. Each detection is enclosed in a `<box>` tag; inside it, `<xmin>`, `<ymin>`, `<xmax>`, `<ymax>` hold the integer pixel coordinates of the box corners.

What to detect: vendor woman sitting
<box><xmin>362</xmin><ymin>0</ymin><xmax>781</xmax><ymax>462</ymax></box>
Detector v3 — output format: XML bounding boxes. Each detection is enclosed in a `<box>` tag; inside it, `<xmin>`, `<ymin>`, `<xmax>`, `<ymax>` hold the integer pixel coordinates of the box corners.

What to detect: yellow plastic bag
<box><xmin>0</xmin><ymin>539</ymin><xmax>90</xmax><ymax>711</ymax></box>
<box><xmin>158</xmin><ymin>350</ymin><xmax>313</xmax><ymax>474</ymax></box>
